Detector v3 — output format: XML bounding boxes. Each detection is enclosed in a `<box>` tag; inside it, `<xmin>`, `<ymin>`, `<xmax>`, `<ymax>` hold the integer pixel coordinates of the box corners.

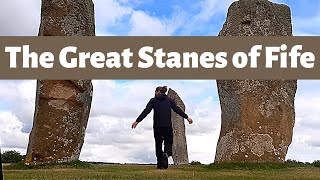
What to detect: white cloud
<box><xmin>128</xmin><ymin>11</ymin><xmax>174</xmax><ymax>36</ymax></box>
<box><xmin>286</xmin><ymin>80</ymin><xmax>320</xmax><ymax>162</ymax></box>
<box><xmin>0</xmin><ymin>0</ymin><xmax>40</xmax><ymax>36</ymax></box>
<box><xmin>0</xmin><ymin>80</ymin><xmax>37</xmax><ymax>132</ymax></box>
<box><xmin>93</xmin><ymin>0</ymin><xmax>133</xmax><ymax>35</ymax></box>
<box><xmin>187</xmin><ymin>133</ymin><xmax>218</xmax><ymax>164</ymax></box>
<box><xmin>0</xmin><ymin>112</ymin><xmax>29</xmax><ymax>153</ymax></box>
<box><xmin>178</xmin><ymin>0</ymin><xmax>234</xmax><ymax>35</ymax></box>
<box><xmin>0</xmin><ymin>0</ymin><xmax>134</xmax><ymax>36</ymax></box>
<box><xmin>196</xmin><ymin>0</ymin><xmax>233</xmax><ymax>21</ymax></box>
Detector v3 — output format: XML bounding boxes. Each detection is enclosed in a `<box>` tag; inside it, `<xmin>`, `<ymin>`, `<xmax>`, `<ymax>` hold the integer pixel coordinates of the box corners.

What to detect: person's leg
<box><xmin>162</xmin><ymin>127</ymin><xmax>173</xmax><ymax>169</ymax></box>
<box><xmin>153</xmin><ymin>127</ymin><xmax>164</xmax><ymax>169</ymax></box>
<box><xmin>163</xmin><ymin>127</ymin><xmax>173</xmax><ymax>157</ymax></box>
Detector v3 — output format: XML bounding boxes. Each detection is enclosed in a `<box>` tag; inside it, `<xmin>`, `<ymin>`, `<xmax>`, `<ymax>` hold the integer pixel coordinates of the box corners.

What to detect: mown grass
<box><xmin>5</xmin><ymin>160</ymin><xmax>93</xmax><ymax>170</ymax></box>
<box><xmin>3</xmin><ymin>161</ymin><xmax>320</xmax><ymax>180</ymax></box>
<box><xmin>206</xmin><ymin>161</ymin><xmax>312</xmax><ymax>170</ymax></box>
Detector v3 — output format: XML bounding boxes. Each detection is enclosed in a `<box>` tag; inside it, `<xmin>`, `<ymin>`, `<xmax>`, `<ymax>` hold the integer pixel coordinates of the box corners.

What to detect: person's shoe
<box><xmin>156</xmin><ymin>163</ymin><xmax>162</xmax><ymax>169</ymax></box>
<box><xmin>161</xmin><ymin>153</ymin><xmax>169</xmax><ymax>169</ymax></box>
<box><xmin>157</xmin><ymin>158</ymin><xmax>163</xmax><ymax>169</ymax></box>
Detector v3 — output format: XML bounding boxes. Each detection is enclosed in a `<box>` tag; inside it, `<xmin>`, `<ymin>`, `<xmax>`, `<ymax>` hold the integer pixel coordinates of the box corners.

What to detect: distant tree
<box><xmin>286</xmin><ymin>159</ymin><xmax>305</xmax><ymax>165</ymax></box>
<box><xmin>1</xmin><ymin>150</ymin><xmax>23</xmax><ymax>163</ymax></box>
<box><xmin>313</xmin><ymin>160</ymin><xmax>320</xmax><ymax>167</ymax></box>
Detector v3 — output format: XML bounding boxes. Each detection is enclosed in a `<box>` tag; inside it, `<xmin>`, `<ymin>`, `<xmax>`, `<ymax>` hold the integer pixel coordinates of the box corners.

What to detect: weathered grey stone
<box><xmin>219</xmin><ymin>0</ymin><xmax>292</xmax><ymax>36</ymax></box>
<box><xmin>25</xmin><ymin>0</ymin><xmax>95</xmax><ymax>165</ymax></box>
<box><xmin>215</xmin><ymin>0</ymin><xmax>297</xmax><ymax>163</ymax></box>
<box><xmin>25</xmin><ymin>80</ymin><xmax>93</xmax><ymax>165</ymax></box>
<box><xmin>38</xmin><ymin>0</ymin><xmax>95</xmax><ymax>36</ymax></box>
<box><xmin>167</xmin><ymin>88</ymin><xmax>189</xmax><ymax>165</ymax></box>
<box><xmin>26</xmin><ymin>80</ymin><xmax>93</xmax><ymax>164</ymax></box>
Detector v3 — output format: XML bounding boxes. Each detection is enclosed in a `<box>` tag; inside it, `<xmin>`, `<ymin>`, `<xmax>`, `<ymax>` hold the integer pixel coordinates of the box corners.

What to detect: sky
<box><xmin>0</xmin><ymin>0</ymin><xmax>320</xmax><ymax>164</ymax></box>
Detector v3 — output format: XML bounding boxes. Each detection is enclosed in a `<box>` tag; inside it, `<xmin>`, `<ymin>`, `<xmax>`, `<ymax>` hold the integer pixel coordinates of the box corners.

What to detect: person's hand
<box><xmin>187</xmin><ymin>117</ymin><xmax>193</xmax><ymax>124</ymax></box>
<box><xmin>132</xmin><ymin>121</ymin><xmax>139</xmax><ymax>129</ymax></box>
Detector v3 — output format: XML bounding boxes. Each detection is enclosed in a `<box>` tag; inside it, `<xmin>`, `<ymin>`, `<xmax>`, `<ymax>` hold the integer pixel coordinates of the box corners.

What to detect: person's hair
<box><xmin>155</xmin><ymin>86</ymin><xmax>168</xmax><ymax>93</ymax></box>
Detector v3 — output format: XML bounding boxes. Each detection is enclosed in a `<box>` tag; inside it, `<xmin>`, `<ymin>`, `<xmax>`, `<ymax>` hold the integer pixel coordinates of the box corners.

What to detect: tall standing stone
<box><xmin>25</xmin><ymin>0</ymin><xmax>95</xmax><ymax>165</ymax></box>
<box><xmin>215</xmin><ymin>0</ymin><xmax>297</xmax><ymax>163</ymax></box>
<box><xmin>167</xmin><ymin>88</ymin><xmax>189</xmax><ymax>165</ymax></box>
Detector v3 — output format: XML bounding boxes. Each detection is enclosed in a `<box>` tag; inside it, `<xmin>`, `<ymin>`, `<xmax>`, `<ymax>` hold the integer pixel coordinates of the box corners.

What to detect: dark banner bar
<box><xmin>0</xmin><ymin>36</ymin><xmax>318</xmax><ymax>79</ymax></box>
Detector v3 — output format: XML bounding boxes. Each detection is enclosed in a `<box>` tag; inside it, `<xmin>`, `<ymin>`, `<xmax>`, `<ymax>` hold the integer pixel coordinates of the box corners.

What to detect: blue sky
<box><xmin>91</xmin><ymin>0</ymin><xmax>320</xmax><ymax>36</ymax></box>
<box><xmin>0</xmin><ymin>0</ymin><xmax>320</xmax><ymax>164</ymax></box>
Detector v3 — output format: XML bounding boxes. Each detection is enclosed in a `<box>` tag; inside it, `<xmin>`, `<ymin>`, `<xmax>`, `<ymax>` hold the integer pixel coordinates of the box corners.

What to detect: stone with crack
<box><xmin>215</xmin><ymin>0</ymin><xmax>297</xmax><ymax>163</ymax></box>
<box><xmin>25</xmin><ymin>0</ymin><xmax>95</xmax><ymax>165</ymax></box>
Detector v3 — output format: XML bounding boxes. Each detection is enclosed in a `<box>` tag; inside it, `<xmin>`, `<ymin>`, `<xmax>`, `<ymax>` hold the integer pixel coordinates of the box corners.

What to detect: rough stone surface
<box><xmin>26</xmin><ymin>80</ymin><xmax>93</xmax><ymax>165</ymax></box>
<box><xmin>25</xmin><ymin>0</ymin><xmax>95</xmax><ymax>165</ymax></box>
<box><xmin>219</xmin><ymin>0</ymin><xmax>292</xmax><ymax>36</ymax></box>
<box><xmin>38</xmin><ymin>0</ymin><xmax>95</xmax><ymax>36</ymax></box>
<box><xmin>167</xmin><ymin>88</ymin><xmax>189</xmax><ymax>165</ymax></box>
<box><xmin>215</xmin><ymin>0</ymin><xmax>297</xmax><ymax>163</ymax></box>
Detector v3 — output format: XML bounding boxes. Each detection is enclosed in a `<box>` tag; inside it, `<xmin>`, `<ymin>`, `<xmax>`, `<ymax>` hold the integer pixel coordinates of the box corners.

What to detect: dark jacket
<box><xmin>136</xmin><ymin>93</ymin><xmax>189</xmax><ymax>127</ymax></box>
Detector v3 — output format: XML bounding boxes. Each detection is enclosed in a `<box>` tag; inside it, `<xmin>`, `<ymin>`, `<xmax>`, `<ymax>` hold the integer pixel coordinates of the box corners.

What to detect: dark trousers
<box><xmin>153</xmin><ymin>126</ymin><xmax>173</xmax><ymax>163</ymax></box>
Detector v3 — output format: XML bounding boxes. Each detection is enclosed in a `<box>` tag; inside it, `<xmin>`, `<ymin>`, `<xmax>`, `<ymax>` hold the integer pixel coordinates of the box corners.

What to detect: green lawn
<box><xmin>3</xmin><ymin>162</ymin><xmax>320</xmax><ymax>180</ymax></box>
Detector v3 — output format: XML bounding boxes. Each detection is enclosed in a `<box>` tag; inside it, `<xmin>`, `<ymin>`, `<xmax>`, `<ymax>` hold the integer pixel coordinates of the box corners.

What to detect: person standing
<box><xmin>132</xmin><ymin>86</ymin><xmax>193</xmax><ymax>169</ymax></box>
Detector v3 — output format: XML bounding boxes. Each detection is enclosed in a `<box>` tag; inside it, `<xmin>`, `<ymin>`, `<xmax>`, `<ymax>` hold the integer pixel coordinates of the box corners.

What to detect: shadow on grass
<box><xmin>4</xmin><ymin>160</ymin><xmax>93</xmax><ymax>170</ymax></box>
<box><xmin>205</xmin><ymin>161</ymin><xmax>313</xmax><ymax>171</ymax></box>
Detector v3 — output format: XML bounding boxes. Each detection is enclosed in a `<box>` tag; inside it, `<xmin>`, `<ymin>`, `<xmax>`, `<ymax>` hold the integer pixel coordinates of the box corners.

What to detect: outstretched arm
<box><xmin>136</xmin><ymin>99</ymin><xmax>154</xmax><ymax>122</ymax></box>
<box><xmin>171</xmin><ymin>99</ymin><xmax>188</xmax><ymax>119</ymax></box>
<box><xmin>132</xmin><ymin>98</ymin><xmax>154</xmax><ymax>129</ymax></box>
<box><xmin>171</xmin><ymin>99</ymin><xmax>193</xmax><ymax>124</ymax></box>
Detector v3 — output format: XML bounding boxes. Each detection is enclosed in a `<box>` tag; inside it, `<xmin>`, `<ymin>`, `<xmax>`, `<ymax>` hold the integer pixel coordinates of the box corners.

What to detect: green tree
<box><xmin>1</xmin><ymin>150</ymin><xmax>23</xmax><ymax>163</ymax></box>
<box><xmin>313</xmin><ymin>160</ymin><xmax>320</xmax><ymax>167</ymax></box>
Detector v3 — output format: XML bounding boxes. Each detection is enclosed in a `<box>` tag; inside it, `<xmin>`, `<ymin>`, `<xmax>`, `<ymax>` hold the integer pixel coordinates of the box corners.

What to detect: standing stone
<box><xmin>26</xmin><ymin>80</ymin><xmax>92</xmax><ymax>164</ymax></box>
<box><xmin>25</xmin><ymin>0</ymin><xmax>95</xmax><ymax>165</ymax></box>
<box><xmin>25</xmin><ymin>80</ymin><xmax>93</xmax><ymax>165</ymax></box>
<box><xmin>215</xmin><ymin>0</ymin><xmax>297</xmax><ymax>163</ymax></box>
<box><xmin>167</xmin><ymin>88</ymin><xmax>189</xmax><ymax>165</ymax></box>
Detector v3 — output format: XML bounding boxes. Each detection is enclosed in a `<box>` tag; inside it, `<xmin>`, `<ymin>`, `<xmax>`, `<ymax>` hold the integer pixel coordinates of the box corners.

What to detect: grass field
<box><xmin>3</xmin><ymin>161</ymin><xmax>320</xmax><ymax>180</ymax></box>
